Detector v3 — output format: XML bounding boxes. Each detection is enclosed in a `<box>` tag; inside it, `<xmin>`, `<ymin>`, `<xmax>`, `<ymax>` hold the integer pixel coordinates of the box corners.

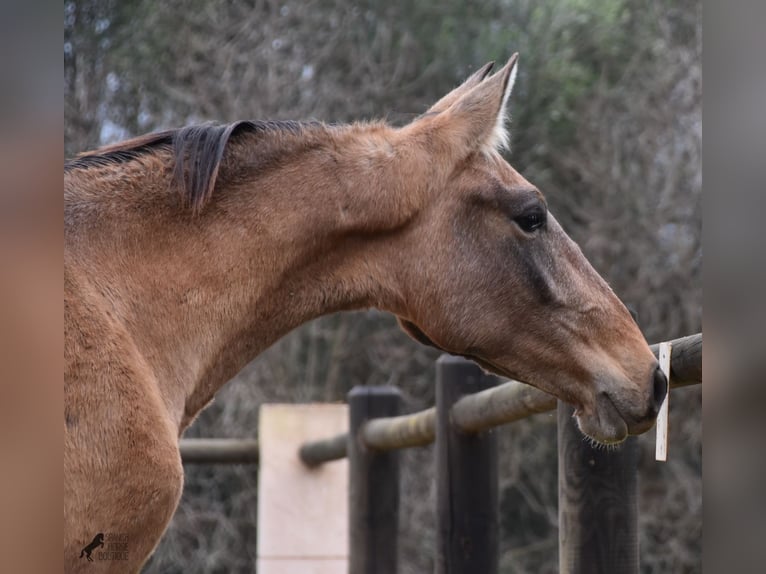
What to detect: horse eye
<box><xmin>515</xmin><ymin>210</ymin><xmax>547</xmax><ymax>233</ymax></box>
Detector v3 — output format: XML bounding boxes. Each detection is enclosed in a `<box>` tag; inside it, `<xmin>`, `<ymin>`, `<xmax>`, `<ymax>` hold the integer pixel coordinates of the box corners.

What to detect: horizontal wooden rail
<box><xmin>298</xmin><ymin>333</ymin><xmax>702</xmax><ymax>464</ymax></box>
<box><xmin>180</xmin><ymin>438</ymin><xmax>259</xmax><ymax>464</ymax></box>
<box><xmin>178</xmin><ymin>333</ymin><xmax>700</xmax><ymax>466</ymax></box>
<box><xmin>654</xmin><ymin>332</ymin><xmax>702</xmax><ymax>387</ymax></box>
<box><xmin>299</xmin><ymin>432</ymin><xmax>347</xmax><ymax>467</ymax></box>
<box><xmin>363</xmin><ymin>407</ymin><xmax>436</xmax><ymax>451</ymax></box>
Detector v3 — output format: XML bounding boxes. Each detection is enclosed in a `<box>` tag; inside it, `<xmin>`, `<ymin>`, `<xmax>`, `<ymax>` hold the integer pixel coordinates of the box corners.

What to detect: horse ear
<box><xmin>419</xmin><ymin>53</ymin><xmax>518</xmax><ymax>155</ymax></box>
<box><xmin>426</xmin><ymin>61</ymin><xmax>495</xmax><ymax>114</ymax></box>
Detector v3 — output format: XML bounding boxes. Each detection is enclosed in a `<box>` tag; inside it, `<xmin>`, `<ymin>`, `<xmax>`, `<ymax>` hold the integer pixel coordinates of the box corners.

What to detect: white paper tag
<box><xmin>655</xmin><ymin>342</ymin><xmax>672</xmax><ymax>461</ymax></box>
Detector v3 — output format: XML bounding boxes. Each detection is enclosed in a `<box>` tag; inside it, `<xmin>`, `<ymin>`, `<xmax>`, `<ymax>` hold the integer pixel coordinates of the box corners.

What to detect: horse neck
<box><xmin>69</xmin><ymin>126</ymin><xmax>424</xmax><ymax>431</ymax></box>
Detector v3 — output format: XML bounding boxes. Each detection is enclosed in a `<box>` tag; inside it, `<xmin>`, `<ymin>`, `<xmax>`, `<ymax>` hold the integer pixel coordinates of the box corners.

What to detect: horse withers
<box><xmin>64</xmin><ymin>54</ymin><xmax>666</xmax><ymax>571</ymax></box>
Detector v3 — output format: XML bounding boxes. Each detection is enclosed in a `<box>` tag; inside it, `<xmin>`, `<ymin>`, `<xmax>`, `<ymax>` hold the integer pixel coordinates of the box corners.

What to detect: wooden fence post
<box><xmin>348</xmin><ymin>386</ymin><xmax>401</xmax><ymax>574</ymax></box>
<box><xmin>557</xmin><ymin>401</ymin><xmax>639</xmax><ymax>574</ymax></box>
<box><xmin>435</xmin><ymin>356</ymin><xmax>499</xmax><ymax>574</ymax></box>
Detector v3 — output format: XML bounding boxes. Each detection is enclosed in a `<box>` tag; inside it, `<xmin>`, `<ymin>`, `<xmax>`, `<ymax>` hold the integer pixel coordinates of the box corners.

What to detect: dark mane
<box><xmin>65</xmin><ymin>120</ymin><xmax>314</xmax><ymax>212</ymax></box>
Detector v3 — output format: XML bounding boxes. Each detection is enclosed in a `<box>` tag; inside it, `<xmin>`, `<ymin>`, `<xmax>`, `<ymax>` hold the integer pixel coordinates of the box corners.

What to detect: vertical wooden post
<box><xmin>348</xmin><ymin>386</ymin><xmax>401</xmax><ymax>574</ymax></box>
<box><xmin>435</xmin><ymin>356</ymin><xmax>499</xmax><ymax>574</ymax></box>
<box><xmin>557</xmin><ymin>401</ymin><xmax>639</xmax><ymax>574</ymax></box>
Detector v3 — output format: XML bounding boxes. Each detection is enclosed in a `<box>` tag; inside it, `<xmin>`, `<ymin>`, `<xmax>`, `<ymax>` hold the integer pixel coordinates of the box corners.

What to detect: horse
<box><xmin>64</xmin><ymin>54</ymin><xmax>666</xmax><ymax>572</ymax></box>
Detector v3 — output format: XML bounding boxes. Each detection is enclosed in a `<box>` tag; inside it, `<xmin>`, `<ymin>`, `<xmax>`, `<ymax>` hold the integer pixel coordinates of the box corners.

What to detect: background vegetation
<box><xmin>65</xmin><ymin>1</ymin><xmax>701</xmax><ymax>572</ymax></box>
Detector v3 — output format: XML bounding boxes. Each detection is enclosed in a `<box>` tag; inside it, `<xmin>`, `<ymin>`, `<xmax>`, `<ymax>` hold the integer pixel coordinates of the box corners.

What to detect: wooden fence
<box><xmin>180</xmin><ymin>332</ymin><xmax>701</xmax><ymax>573</ymax></box>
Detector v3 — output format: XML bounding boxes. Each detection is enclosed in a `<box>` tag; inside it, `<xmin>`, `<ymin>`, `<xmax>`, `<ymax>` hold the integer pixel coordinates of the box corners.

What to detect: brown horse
<box><xmin>64</xmin><ymin>54</ymin><xmax>666</xmax><ymax>572</ymax></box>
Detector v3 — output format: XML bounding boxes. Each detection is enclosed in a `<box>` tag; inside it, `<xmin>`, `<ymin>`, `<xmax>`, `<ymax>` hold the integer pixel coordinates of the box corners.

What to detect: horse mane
<box><xmin>65</xmin><ymin>120</ymin><xmax>315</xmax><ymax>212</ymax></box>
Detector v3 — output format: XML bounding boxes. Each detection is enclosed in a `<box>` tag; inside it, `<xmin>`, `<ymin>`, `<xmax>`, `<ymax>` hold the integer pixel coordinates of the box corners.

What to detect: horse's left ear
<box><xmin>408</xmin><ymin>53</ymin><xmax>518</xmax><ymax>156</ymax></box>
<box><xmin>426</xmin><ymin>60</ymin><xmax>496</xmax><ymax>114</ymax></box>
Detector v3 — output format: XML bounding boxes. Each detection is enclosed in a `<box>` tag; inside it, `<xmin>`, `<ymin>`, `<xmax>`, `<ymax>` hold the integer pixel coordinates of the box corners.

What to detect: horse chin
<box><xmin>574</xmin><ymin>394</ymin><xmax>630</xmax><ymax>445</ymax></box>
<box><xmin>463</xmin><ymin>356</ymin><xmax>631</xmax><ymax>446</ymax></box>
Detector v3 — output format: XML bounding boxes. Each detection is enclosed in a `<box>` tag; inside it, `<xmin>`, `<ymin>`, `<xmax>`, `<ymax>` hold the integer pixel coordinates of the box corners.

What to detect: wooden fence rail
<box><xmin>293</xmin><ymin>332</ymin><xmax>701</xmax><ymax>463</ymax></box>
<box><xmin>178</xmin><ymin>332</ymin><xmax>702</xmax><ymax>574</ymax></box>
<box><xmin>180</xmin><ymin>334</ymin><xmax>700</xmax><ymax>464</ymax></box>
<box><xmin>180</xmin><ymin>437</ymin><xmax>259</xmax><ymax>464</ymax></box>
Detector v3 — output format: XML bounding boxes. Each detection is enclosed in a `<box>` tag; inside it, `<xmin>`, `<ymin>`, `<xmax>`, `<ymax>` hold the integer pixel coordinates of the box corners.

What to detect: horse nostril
<box><xmin>653</xmin><ymin>366</ymin><xmax>668</xmax><ymax>411</ymax></box>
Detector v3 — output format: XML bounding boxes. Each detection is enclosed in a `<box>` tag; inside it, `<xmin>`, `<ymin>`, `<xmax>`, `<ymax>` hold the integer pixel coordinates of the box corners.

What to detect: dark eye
<box><xmin>515</xmin><ymin>209</ymin><xmax>547</xmax><ymax>233</ymax></box>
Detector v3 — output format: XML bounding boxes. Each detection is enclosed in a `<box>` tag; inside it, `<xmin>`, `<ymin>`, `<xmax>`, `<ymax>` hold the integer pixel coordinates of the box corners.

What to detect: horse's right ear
<box><xmin>426</xmin><ymin>61</ymin><xmax>496</xmax><ymax>114</ymax></box>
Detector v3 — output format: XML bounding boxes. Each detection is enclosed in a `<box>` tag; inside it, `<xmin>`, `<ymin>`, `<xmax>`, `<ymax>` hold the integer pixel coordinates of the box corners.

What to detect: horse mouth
<box><xmin>466</xmin><ymin>355</ymin><xmax>632</xmax><ymax>446</ymax></box>
<box><xmin>574</xmin><ymin>393</ymin><xmax>631</xmax><ymax>444</ymax></box>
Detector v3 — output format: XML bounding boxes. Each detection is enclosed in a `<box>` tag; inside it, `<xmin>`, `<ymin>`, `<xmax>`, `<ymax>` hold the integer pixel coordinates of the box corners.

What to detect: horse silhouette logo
<box><xmin>80</xmin><ymin>533</ymin><xmax>104</xmax><ymax>562</ymax></box>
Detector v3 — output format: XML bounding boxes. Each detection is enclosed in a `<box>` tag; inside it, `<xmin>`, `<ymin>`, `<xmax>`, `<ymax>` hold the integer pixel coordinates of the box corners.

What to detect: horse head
<box><xmin>392</xmin><ymin>55</ymin><xmax>665</xmax><ymax>444</ymax></box>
